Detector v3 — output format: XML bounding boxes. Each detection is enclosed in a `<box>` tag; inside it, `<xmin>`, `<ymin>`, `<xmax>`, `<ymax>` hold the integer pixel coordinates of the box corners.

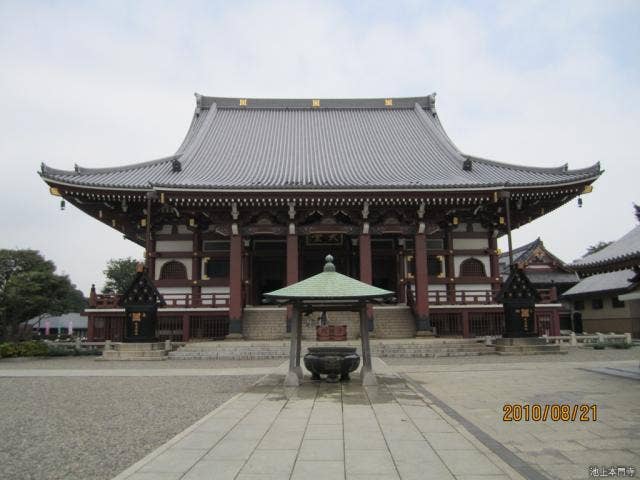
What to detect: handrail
<box><xmin>428</xmin><ymin>287</ymin><xmax>558</xmax><ymax>306</ymax></box>
<box><xmin>88</xmin><ymin>292</ymin><xmax>230</xmax><ymax>309</ymax></box>
<box><xmin>542</xmin><ymin>332</ymin><xmax>632</xmax><ymax>346</ymax></box>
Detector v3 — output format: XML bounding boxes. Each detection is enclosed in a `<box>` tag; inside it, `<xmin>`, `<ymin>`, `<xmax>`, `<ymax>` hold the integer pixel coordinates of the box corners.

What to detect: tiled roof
<box><xmin>499</xmin><ymin>237</ymin><xmax>574</xmax><ymax>278</ymax></box>
<box><xmin>571</xmin><ymin>225</ymin><xmax>640</xmax><ymax>269</ymax></box>
<box><xmin>501</xmin><ymin>271</ymin><xmax>579</xmax><ymax>284</ymax></box>
<box><xmin>40</xmin><ymin>94</ymin><xmax>602</xmax><ymax>191</ymax></box>
<box><xmin>26</xmin><ymin>312</ymin><xmax>87</xmax><ymax>329</ymax></box>
<box><xmin>499</xmin><ymin>238</ymin><xmax>543</xmax><ymax>272</ymax></box>
<box><xmin>562</xmin><ymin>269</ymin><xmax>637</xmax><ymax>297</ymax></box>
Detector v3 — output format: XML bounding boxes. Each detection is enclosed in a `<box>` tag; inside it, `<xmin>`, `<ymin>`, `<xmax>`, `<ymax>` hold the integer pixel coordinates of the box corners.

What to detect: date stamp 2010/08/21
<box><xmin>503</xmin><ymin>404</ymin><xmax>597</xmax><ymax>422</ymax></box>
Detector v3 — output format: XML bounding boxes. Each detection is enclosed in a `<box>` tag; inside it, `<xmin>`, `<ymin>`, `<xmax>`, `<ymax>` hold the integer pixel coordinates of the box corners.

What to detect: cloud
<box><xmin>0</xmin><ymin>0</ymin><xmax>638</xmax><ymax>292</ymax></box>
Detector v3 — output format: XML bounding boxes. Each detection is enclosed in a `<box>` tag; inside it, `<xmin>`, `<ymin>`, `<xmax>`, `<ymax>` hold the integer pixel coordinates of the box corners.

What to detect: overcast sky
<box><xmin>1</xmin><ymin>0</ymin><xmax>638</xmax><ymax>294</ymax></box>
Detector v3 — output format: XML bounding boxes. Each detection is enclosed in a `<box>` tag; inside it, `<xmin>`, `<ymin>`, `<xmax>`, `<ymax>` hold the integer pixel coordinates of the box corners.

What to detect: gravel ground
<box><xmin>384</xmin><ymin>346</ymin><xmax>640</xmax><ymax>365</ymax></box>
<box><xmin>0</xmin><ymin>357</ymin><xmax>284</xmax><ymax>369</ymax></box>
<box><xmin>0</xmin><ymin>374</ymin><xmax>262</xmax><ymax>480</ymax></box>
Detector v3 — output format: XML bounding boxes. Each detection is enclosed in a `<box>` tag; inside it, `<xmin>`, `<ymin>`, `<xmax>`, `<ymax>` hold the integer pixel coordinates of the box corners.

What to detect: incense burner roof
<box><xmin>40</xmin><ymin>94</ymin><xmax>601</xmax><ymax>192</ymax></box>
<box><xmin>264</xmin><ymin>255</ymin><xmax>393</xmax><ymax>301</ymax></box>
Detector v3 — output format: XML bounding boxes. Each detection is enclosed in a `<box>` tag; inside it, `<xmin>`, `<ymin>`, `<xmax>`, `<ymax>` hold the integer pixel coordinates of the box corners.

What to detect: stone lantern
<box><xmin>497</xmin><ymin>267</ymin><xmax>539</xmax><ymax>338</ymax></box>
<box><xmin>120</xmin><ymin>264</ymin><xmax>165</xmax><ymax>342</ymax></box>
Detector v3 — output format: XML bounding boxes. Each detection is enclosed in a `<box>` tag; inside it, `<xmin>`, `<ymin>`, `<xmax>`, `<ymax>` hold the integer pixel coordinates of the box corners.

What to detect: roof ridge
<box><xmin>196</xmin><ymin>94</ymin><xmax>437</xmax><ymax>110</ymax></box>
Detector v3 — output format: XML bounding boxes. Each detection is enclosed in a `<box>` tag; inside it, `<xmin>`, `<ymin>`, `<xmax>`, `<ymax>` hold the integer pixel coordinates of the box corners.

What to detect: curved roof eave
<box><xmin>40</xmin><ymin>155</ymin><xmax>178</xmax><ymax>177</ymax></box>
<box><xmin>39</xmin><ymin>172</ymin><xmax>602</xmax><ymax>193</ymax></box>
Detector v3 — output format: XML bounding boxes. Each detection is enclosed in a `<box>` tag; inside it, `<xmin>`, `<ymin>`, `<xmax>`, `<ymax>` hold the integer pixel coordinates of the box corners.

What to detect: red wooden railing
<box><xmin>89</xmin><ymin>286</ymin><xmax>555</xmax><ymax>310</ymax></box>
<box><xmin>428</xmin><ymin>289</ymin><xmax>498</xmax><ymax>305</ymax></box>
<box><xmin>88</xmin><ymin>292</ymin><xmax>230</xmax><ymax>309</ymax></box>
<box><xmin>427</xmin><ymin>287</ymin><xmax>557</xmax><ymax>306</ymax></box>
<box><xmin>162</xmin><ymin>293</ymin><xmax>230</xmax><ymax>308</ymax></box>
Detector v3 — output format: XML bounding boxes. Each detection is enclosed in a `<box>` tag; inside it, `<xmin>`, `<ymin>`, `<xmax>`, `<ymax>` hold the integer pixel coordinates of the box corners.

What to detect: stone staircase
<box><xmin>495</xmin><ymin>337</ymin><xmax>567</xmax><ymax>355</ymax></box>
<box><xmin>98</xmin><ymin>342</ymin><xmax>170</xmax><ymax>361</ymax></box>
<box><xmin>169</xmin><ymin>338</ymin><xmax>495</xmax><ymax>360</ymax></box>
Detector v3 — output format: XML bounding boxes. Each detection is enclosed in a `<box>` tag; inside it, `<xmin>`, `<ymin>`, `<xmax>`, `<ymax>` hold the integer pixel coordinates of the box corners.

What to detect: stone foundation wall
<box><xmin>242</xmin><ymin>308</ymin><xmax>287</xmax><ymax>340</ymax></box>
<box><xmin>242</xmin><ymin>306</ymin><xmax>415</xmax><ymax>340</ymax></box>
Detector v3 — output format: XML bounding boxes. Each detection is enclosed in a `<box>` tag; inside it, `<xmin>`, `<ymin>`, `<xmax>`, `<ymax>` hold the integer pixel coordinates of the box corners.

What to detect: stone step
<box><xmin>99</xmin><ymin>342</ymin><xmax>170</xmax><ymax>361</ymax></box>
<box><xmin>100</xmin><ymin>351</ymin><xmax>169</xmax><ymax>361</ymax></box>
<box><xmin>495</xmin><ymin>345</ymin><xmax>567</xmax><ymax>355</ymax></box>
<box><xmin>112</xmin><ymin>342</ymin><xmax>166</xmax><ymax>351</ymax></box>
<box><xmin>170</xmin><ymin>340</ymin><xmax>496</xmax><ymax>360</ymax></box>
<box><xmin>494</xmin><ymin>337</ymin><xmax>567</xmax><ymax>355</ymax></box>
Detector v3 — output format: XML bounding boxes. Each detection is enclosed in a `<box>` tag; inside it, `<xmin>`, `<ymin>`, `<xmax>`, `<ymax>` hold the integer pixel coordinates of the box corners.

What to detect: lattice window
<box><xmin>204</xmin><ymin>258</ymin><xmax>230</xmax><ymax>278</ymax></box>
<box><xmin>427</xmin><ymin>255</ymin><xmax>443</xmax><ymax>276</ymax></box>
<box><xmin>159</xmin><ymin>261</ymin><xmax>187</xmax><ymax>280</ymax></box>
<box><xmin>459</xmin><ymin>258</ymin><xmax>486</xmax><ymax>277</ymax></box>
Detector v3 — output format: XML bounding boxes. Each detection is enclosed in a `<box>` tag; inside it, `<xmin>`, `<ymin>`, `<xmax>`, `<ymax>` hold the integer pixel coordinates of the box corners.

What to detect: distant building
<box><xmin>27</xmin><ymin>313</ymin><xmax>87</xmax><ymax>337</ymax></box>
<box><xmin>563</xmin><ymin>225</ymin><xmax>640</xmax><ymax>337</ymax></box>
<box><xmin>499</xmin><ymin>238</ymin><xmax>579</xmax><ymax>331</ymax></box>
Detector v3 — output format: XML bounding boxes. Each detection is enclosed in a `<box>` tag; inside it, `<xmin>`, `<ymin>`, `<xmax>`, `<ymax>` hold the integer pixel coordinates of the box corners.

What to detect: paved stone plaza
<box><xmin>0</xmin><ymin>351</ymin><xmax>638</xmax><ymax>480</ymax></box>
<box><xmin>109</xmin><ymin>355</ymin><xmax>639</xmax><ymax>480</ymax></box>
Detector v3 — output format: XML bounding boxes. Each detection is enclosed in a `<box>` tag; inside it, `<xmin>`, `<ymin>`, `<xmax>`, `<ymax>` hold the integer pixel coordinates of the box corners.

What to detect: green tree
<box><xmin>583</xmin><ymin>241</ymin><xmax>613</xmax><ymax>257</ymax></box>
<box><xmin>0</xmin><ymin>249</ymin><xmax>85</xmax><ymax>340</ymax></box>
<box><xmin>102</xmin><ymin>257</ymin><xmax>140</xmax><ymax>294</ymax></box>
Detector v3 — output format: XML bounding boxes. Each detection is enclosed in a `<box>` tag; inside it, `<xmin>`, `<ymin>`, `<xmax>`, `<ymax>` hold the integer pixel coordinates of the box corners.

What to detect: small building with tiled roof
<box><xmin>499</xmin><ymin>238</ymin><xmax>579</xmax><ymax>331</ymax></box>
<box><xmin>499</xmin><ymin>238</ymin><xmax>579</xmax><ymax>290</ymax></box>
<box><xmin>39</xmin><ymin>94</ymin><xmax>602</xmax><ymax>341</ymax></box>
<box><xmin>563</xmin><ymin>225</ymin><xmax>640</xmax><ymax>337</ymax></box>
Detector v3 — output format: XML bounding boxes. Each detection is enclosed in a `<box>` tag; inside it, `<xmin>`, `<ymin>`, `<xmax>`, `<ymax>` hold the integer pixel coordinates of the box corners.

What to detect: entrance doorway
<box><xmin>300</xmin><ymin>234</ymin><xmax>355</xmax><ymax>279</ymax></box>
<box><xmin>372</xmin><ymin>238</ymin><xmax>398</xmax><ymax>294</ymax></box>
<box><xmin>251</xmin><ymin>238</ymin><xmax>286</xmax><ymax>305</ymax></box>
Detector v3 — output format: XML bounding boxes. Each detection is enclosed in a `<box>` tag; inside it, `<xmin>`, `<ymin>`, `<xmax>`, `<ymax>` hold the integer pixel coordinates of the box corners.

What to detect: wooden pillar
<box><xmin>359</xmin><ymin>233</ymin><xmax>372</xmax><ymax>283</ymax></box>
<box><xmin>414</xmin><ymin>230</ymin><xmax>431</xmax><ymax>332</ymax></box>
<box><xmin>295</xmin><ymin>311</ymin><xmax>303</xmax><ymax>380</ymax></box>
<box><xmin>182</xmin><ymin>314</ymin><xmax>190</xmax><ymax>342</ymax></box>
<box><xmin>445</xmin><ymin>228</ymin><xmax>456</xmax><ymax>304</ymax></box>
<box><xmin>462</xmin><ymin>310</ymin><xmax>470</xmax><ymax>338</ymax></box>
<box><xmin>145</xmin><ymin>192</ymin><xmax>153</xmax><ymax>270</ymax></box>
<box><xmin>359</xmin><ymin>232</ymin><xmax>374</xmax><ymax>331</ymax></box>
<box><xmin>285</xmin><ymin>303</ymin><xmax>301</xmax><ymax>386</ymax></box>
<box><xmin>243</xmin><ymin>240</ymin><xmax>251</xmax><ymax>306</ymax></box>
<box><xmin>359</xmin><ymin>304</ymin><xmax>377</xmax><ymax>386</ymax></box>
<box><xmin>148</xmin><ymin>236</ymin><xmax>156</xmax><ymax>281</ymax></box>
<box><xmin>552</xmin><ymin>310</ymin><xmax>561</xmax><ymax>336</ymax></box>
<box><xmin>286</xmin><ymin>230</ymin><xmax>298</xmax><ymax>333</ymax></box>
<box><xmin>397</xmin><ymin>246</ymin><xmax>406</xmax><ymax>304</ymax></box>
<box><xmin>87</xmin><ymin>315</ymin><xmax>95</xmax><ymax>341</ymax></box>
<box><xmin>489</xmin><ymin>233</ymin><xmax>500</xmax><ymax>297</ymax></box>
<box><xmin>228</xmin><ymin>233</ymin><xmax>243</xmax><ymax>338</ymax></box>
<box><xmin>502</xmin><ymin>191</ymin><xmax>514</xmax><ymax>269</ymax></box>
<box><xmin>192</xmin><ymin>230</ymin><xmax>201</xmax><ymax>306</ymax></box>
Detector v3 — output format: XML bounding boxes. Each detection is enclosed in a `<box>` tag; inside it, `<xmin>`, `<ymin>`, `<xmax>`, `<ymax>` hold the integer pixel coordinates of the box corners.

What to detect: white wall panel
<box><xmin>157</xmin><ymin>287</ymin><xmax>191</xmax><ymax>294</ymax></box>
<box><xmin>453</xmin><ymin>238</ymin><xmax>488</xmax><ymax>249</ymax></box>
<box><xmin>156</xmin><ymin>240</ymin><xmax>193</xmax><ymax>252</ymax></box>
<box><xmin>455</xmin><ymin>283</ymin><xmax>492</xmax><ymax>291</ymax></box>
